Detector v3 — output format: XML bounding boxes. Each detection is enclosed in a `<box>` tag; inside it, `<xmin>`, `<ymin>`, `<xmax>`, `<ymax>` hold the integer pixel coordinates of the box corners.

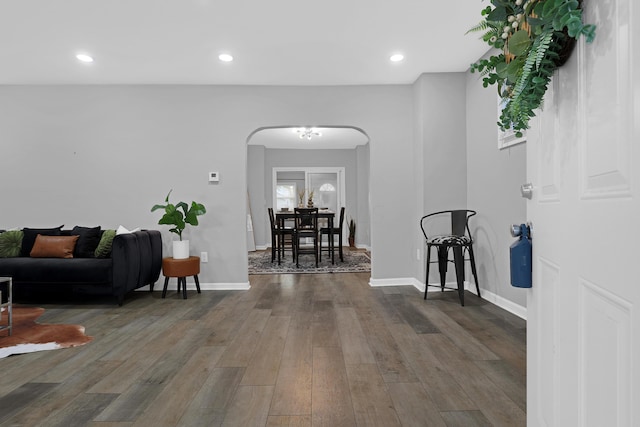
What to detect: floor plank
<box><xmin>216</xmin><ymin>309</ymin><xmax>272</xmax><ymax>367</ymax></box>
<box><xmin>387</xmin><ymin>322</ymin><xmax>476</xmax><ymax>411</ymax></box>
<box><xmin>2</xmin><ymin>270</ymin><xmax>525</xmax><ymax>426</ymax></box>
<box><xmin>240</xmin><ymin>315</ymin><xmax>290</xmax><ymax>385</ymax></box>
<box><xmin>221</xmin><ymin>385</ymin><xmax>274</xmax><ymax>427</ymax></box>
<box><xmin>177</xmin><ymin>367</ymin><xmax>245</xmax><ymax>427</ymax></box>
<box><xmin>386</xmin><ymin>381</ymin><xmax>447</xmax><ymax>427</ymax></box>
<box><xmin>335</xmin><ymin>307</ymin><xmax>376</xmax><ymax>365</ymax></box>
<box><xmin>345</xmin><ymin>363</ymin><xmax>401</xmax><ymax>427</ymax></box>
<box><xmin>312</xmin><ymin>346</ymin><xmax>356</xmax><ymax>427</ymax></box>
<box><xmin>131</xmin><ymin>346</ymin><xmax>226</xmax><ymax>427</ymax></box>
<box><xmin>266</xmin><ymin>415</ymin><xmax>312</xmax><ymax>427</ymax></box>
<box><xmin>270</xmin><ymin>312</ymin><xmax>313</xmax><ymax>416</ymax></box>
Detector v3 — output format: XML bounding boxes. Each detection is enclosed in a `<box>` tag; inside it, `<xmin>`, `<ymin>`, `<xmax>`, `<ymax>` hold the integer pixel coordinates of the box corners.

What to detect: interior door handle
<box><xmin>521</xmin><ymin>183</ymin><xmax>533</xmax><ymax>199</ymax></box>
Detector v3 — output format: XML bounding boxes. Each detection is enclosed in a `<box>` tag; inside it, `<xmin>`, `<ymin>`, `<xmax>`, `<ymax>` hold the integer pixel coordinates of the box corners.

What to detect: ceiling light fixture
<box><xmin>76</xmin><ymin>53</ymin><xmax>94</xmax><ymax>63</ymax></box>
<box><xmin>218</xmin><ymin>53</ymin><xmax>233</xmax><ymax>62</ymax></box>
<box><xmin>296</xmin><ymin>127</ymin><xmax>322</xmax><ymax>140</ymax></box>
<box><xmin>390</xmin><ymin>53</ymin><xmax>404</xmax><ymax>62</ymax></box>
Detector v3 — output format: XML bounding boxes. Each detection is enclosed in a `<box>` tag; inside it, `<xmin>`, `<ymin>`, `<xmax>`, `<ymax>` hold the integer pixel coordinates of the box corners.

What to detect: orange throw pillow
<box><xmin>30</xmin><ymin>235</ymin><xmax>80</xmax><ymax>258</ymax></box>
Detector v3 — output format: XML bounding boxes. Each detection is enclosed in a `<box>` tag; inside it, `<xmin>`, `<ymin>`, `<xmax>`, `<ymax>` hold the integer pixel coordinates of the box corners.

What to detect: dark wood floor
<box><xmin>0</xmin><ymin>273</ymin><xmax>526</xmax><ymax>426</ymax></box>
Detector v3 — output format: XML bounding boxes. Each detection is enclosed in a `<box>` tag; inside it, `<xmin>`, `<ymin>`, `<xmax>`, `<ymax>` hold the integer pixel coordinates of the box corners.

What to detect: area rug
<box><xmin>248</xmin><ymin>250</ymin><xmax>371</xmax><ymax>274</ymax></box>
<box><xmin>0</xmin><ymin>306</ymin><xmax>92</xmax><ymax>358</ymax></box>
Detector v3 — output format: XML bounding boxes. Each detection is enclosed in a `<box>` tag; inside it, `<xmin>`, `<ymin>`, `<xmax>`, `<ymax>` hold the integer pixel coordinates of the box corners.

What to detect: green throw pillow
<box><xmin>0</xmin><ymin>230</ymin><xmax>24</xmax><ymax>258</ymax></box>
<box><xmin>95</xmin><ymin>229</ymin><xmax>116</xmax><ymax>258</ymax></box>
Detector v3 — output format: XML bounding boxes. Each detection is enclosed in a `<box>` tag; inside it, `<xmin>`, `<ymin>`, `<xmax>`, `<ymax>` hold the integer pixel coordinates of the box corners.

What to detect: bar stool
<box><xmin>161</xmin><ymin>256</ymin><xmax>201</xmax><ymax>299</ymax></box>
<box><xmin>420</xmin><ymin>210</ymin><xmax>481</xmax><ymax>306</ymax></box>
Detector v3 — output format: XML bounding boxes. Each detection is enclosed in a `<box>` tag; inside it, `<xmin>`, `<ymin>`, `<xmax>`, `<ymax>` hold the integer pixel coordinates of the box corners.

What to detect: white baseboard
<box><xmin>369</xmin><ymin>277</ymin><xmax>526</xmax><ymax>320</ymax></box>
<box><xmin>137</xmin><ymin>281</ymin><xmax>251</xmax><ymax>292</ymax></box>
<box><xmin>470</xmin><ymin>286</ymin><xmax>527</xmax><ymax>320</ymax></box>
<box><xmin>369</xmin><ymin>277</ymin><xmax>422</xmax><ymax>288</ymax></box>
<box><xmin>254</xmin><ymin>245</ymin><xmax>269</xmax><ymax>251</ymax></box>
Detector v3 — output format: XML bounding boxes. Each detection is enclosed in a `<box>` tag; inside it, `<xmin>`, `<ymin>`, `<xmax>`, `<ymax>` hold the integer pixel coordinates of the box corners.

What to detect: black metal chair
<box><xmin>294</xmin><ymin>207</ymin><xmax>319</xmax><ymax>267</ymax></box>
<box><xmin>268</xmin><ymin>208</ymin><xmax>295</xmax><ymax>264</ymax></box>
<box><xmin>319</xmin><ymin>207</ymin><xmax>345</xmax><ymax>263</ymax></box>
<box><xmin>420</xmin><ymin>210</ymin><xmax>481</xmax><ymax>306</ymax></box>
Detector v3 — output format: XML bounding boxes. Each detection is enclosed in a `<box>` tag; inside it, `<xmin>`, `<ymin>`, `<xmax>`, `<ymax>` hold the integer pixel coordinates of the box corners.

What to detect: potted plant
<box><xmin>307</xmin><ymin>189</ymin><xmax>315</xmax><ymax>208</ymax></box>
<box><xmin>468</xmin><ymin>0</ymin><xmax>596</xmax><ymax>136</ymax></box>
<box><xmin>151</xmin><ymin>189</ymin><xmax>206</xmax><ymax>259</ymax></box>
<box><xmin>348</xmin><ymin>217</ymin><xmax>356</xmax><ymax>247</ymax></box>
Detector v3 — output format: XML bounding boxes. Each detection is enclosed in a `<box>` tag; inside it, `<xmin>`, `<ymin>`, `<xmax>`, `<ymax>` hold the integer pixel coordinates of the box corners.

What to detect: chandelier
<box><xmin>296</xmin><ymin>127</ymin><xmax>322</xmax><ymax>140</ymax></box>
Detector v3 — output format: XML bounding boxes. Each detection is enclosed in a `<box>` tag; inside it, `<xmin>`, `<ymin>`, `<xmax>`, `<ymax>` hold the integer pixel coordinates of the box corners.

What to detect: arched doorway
<box><xmin>246</xmin><ymin>125</ymin><xmax>370</xmax><ymax>272</ymax></box>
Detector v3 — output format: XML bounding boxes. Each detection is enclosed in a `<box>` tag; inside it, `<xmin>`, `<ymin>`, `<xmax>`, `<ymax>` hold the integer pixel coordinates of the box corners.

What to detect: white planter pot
<box><xmin>173</xmin><ymin>240</ymin><xmax>189</xmax><ymax>260</ymax></box>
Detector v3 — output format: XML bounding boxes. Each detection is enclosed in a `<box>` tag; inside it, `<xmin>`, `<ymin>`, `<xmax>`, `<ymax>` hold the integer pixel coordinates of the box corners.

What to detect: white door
<box><xmin>527</xmin><ymin>1</ymin><xmax>639</xmax><ymax>425</ymax></box>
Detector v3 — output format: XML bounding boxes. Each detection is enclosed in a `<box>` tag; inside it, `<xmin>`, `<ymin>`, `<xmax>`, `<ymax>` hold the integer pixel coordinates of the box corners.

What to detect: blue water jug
<box><xmin>510</xmin><ymin>224</ymin><xmax>532</xmax><ymax>288</ymax></box>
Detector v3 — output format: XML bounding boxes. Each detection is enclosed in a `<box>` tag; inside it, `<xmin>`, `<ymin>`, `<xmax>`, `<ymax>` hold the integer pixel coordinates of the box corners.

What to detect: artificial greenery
<box><xmin>151</xmin><ymin>190</ymin><xmax>206</xmax><ymax>241</ymax></box>
<box><xmin>468</xmin><ymin>0</ymin><xmax>595</xmax><ymax>136</ymax></box>
<box><xmin>348</xmin><ymin>217</ymin><xmax>356</xmax><ymax>239</ymax></box>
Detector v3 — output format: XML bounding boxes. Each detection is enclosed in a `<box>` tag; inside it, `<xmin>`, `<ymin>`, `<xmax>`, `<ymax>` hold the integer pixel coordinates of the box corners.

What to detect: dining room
<box><xmin>246</xmin><ymin>126</ymin><xmax>371</xmax><ymax>273</ymax></box>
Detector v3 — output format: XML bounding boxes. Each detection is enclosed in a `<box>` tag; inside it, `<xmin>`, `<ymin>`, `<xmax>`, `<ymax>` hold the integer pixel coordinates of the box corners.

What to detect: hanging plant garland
<box><xmin>468</xmin><ymin>0</ymin><xmax>596</xmax><ymax>137</ymax></box>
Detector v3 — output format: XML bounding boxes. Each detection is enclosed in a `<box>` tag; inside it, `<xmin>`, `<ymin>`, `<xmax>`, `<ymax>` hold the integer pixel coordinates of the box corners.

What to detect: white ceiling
<box><xmin>0</xmin><ymin>0</ymin><xmax>490</xmax><ymax>86</ymax></box>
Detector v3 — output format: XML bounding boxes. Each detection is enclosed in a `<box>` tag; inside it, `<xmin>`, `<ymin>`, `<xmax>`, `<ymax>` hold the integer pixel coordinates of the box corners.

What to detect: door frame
<box><xmin>272</xmin><ymin>166</ymin><xmax>347</xmax><ymax>240</ymax></box>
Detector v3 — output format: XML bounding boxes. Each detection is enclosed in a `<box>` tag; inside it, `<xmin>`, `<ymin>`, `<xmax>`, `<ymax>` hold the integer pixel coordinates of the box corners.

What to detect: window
<box><xmin>276</xmin><ymin>182</ymin><xmax>297</xmax><ymax>210</ymax></box>
<box><xmin>319</xmin><ymin>183</ymin><xmax>336</xmax><ymax>192</ymax></box>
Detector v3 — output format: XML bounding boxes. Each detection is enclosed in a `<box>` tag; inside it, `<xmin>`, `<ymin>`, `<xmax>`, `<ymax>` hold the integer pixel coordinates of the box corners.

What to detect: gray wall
<box><xmin>0</xmin><ymin>79</ymin><xmax>526</xmax><ymax>310</ymax></box>
<box><xmin>0</xmin><ymin>84</ymin><xmax>414</xmax><ymax>283</ymax></box>
<box><xmin>412</xmin><ymin>73</ymin><xmax>469</xmax><ymax>282</ymax></box>
<box><xmin>465</xmin><ymin>67</ymin><xmax>527</xmax><ymax>308</ymax></box>
<box><xmin>411</xmin><ymin>71</ymin><xmax>527</xmax><ymax>311</ymax></box>
<box><xmin>247</xmin><ymin>146</ymin><xmax>369</xmax><ymax>249</ymax></box>
<box><xmin>355</xmin><ymin>144</ymin><xmax>370</xmax><ymax>247</ymax></box>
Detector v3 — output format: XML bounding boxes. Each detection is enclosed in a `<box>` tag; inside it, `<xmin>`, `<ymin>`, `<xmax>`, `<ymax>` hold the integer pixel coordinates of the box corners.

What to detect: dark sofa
<box><xmin>0</xmin><ymin>229</ymin><xmax>162</xmax><ymax>305</ymax></box>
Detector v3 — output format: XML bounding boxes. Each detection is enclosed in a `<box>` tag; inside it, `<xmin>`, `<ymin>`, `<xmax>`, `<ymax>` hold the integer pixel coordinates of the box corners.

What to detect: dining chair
<box><xmin>319</xmin><ymin>206</ymin><xmax>345</xmax><ymax>262</ymax></box>
<box><xmin>294</xmin><ymin>207</ymin><xmax>319</xmax><ymax>267</ymax></box>
<box><xmin>268</xmin><ymin>208</ymin><xmax>295</xmax><ymax>264</ymax></box>
<box><xmin>419</xmin><ymin>209</ymin><xmax>481</xmax><ymax>306</ymax></box>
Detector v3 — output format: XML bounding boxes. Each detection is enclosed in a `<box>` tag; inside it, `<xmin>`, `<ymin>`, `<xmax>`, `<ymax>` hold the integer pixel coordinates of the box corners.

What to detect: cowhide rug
<box><xmin>0</xmin><ymin>306</ymin><xmax>92</xmax><ymax>358</ymax></box>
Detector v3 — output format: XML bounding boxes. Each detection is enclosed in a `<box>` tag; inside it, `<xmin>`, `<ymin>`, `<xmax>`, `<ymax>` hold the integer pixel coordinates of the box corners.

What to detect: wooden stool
<box><xmin>161</xmin><ymin>256</ymin><xmax>201</xmax><ymax>299</ymax></box>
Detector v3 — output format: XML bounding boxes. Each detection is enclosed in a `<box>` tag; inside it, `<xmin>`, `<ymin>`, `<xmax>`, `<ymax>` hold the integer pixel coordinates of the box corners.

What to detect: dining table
<box><xmin>275</xmin><ymin>208</ymin><xmax>336</xmax><ymax>264</ymax></box>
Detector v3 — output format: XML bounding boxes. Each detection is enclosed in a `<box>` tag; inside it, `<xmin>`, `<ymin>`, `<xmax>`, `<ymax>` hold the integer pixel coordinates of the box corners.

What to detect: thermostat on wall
<box><xmin>209</xmin><ymin>171</ymin><xmax>220</xmax><ymax>182</ymax></box>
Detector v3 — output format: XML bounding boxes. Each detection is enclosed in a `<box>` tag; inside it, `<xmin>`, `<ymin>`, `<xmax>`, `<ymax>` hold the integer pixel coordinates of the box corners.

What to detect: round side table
<box><xmin>161</xmin><ymin>256</ymin><xmax>201</xmax><ymax>299</ymax></box>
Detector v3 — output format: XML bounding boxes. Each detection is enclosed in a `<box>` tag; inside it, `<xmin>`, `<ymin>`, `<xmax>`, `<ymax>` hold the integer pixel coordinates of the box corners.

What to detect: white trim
<box><xmin>466</xmin><ymin>284</ymin><xmax>527</xmax><ymax>320</ymax></box>
<box><xmin>254</xmin><ymin>245</ymin><xmax>269</xmax><ymax>251</ymax></box>
<box><xmin>356</xmin><ymin>244</ymin><xmax>371</xmax><ymax>251</ymax></box>
<box><xmin>369</xmin><ymin>277</ymin><xmax>527</xmax><ymax>320</ymax></box>
<box><xmin>272</xmin><ymin>167</ymin><xmax>346</xmax><ymax>221</ymax></box>
<box><xmin>369</xmin><ymin>277</ymin><xmax>421</xmax><ymax>288</ymax></box>
<box><xmin>137</xmin><ymin>282</ymin><xmax>251</xmax><ymax>292</ymax></box>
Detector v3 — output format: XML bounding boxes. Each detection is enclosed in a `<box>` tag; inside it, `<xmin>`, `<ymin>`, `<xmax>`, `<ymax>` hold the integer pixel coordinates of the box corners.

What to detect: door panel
<box><xmin>308</xmin><ymin>172</ymin><xmax>338</xmax><ymax>212</ymax></box>
<box><xmin>527</xmin><ymin>0</ymin><xmax>638</xmax><ymax>425</ymax></box>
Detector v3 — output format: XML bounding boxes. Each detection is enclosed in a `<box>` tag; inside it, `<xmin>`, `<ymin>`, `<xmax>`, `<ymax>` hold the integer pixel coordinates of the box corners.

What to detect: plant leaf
<box><xmin>184</xmin><ymin>202</ymin><xmax>206</xmax><ymax>226</ymax></box>
<box><xmin>176</xmin><ymin>201</ymin><xmax>189</xmax><ymax>216</ymax></box>
<box><xmin>508</xmin><ymin>30</ymin><xmax>531</xmax><ymax>57</ymax></box>
<box><xmin>487</xmin><ymin>6</ymin><xmax>508</xmax><ymax>22</ymax></box>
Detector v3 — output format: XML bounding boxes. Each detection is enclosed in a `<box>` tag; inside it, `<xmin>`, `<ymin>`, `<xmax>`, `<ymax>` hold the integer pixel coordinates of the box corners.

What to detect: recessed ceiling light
<box><xmin>76</xmin><ymin>53</ymin><xmax>94</xmax><ymax>63</ymax></box>
<box><xmin>218</xmin><ymin>53</ymin><xmax>233</xmax><ymax>62</ymax></box>
<box><xmin>390</xmin><ymin>53</ymin><xmax>404</xmax><ymax>62</ymax></box>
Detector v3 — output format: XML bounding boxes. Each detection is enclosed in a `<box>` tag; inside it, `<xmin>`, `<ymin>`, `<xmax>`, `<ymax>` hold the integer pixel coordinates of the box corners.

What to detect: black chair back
<box><xmin>294</xmin><ymin>208</ymin><xmax>319</xmax><ymax>234</ymax></box>
<box><xmin>420</xmin><ymin>209</ymin><xmax>477</xmax><ymax>241</ymax></box>
<box><xmin>268</xmin><ymin>207</ymin><xmax>277</xmax><ymax>231</ymax></box>
<box><xmin>337</xmin><ymin>206</ymin><xmax>345</xmax><ymax>230</ymax></box>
